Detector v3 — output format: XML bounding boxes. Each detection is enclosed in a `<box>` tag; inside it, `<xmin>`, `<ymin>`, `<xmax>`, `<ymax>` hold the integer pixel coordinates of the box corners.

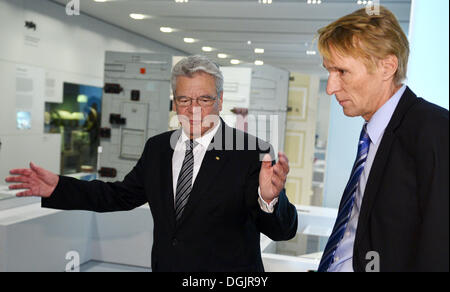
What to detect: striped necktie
<box><xmin>175</xmin><ymin>140</ymin><xmax>197</xmax><ymax>222</ymax></box>
<box><xmin>318</xmin><ymin>123</ymin><xmax>371</xmax><ymax>272</ymax></box>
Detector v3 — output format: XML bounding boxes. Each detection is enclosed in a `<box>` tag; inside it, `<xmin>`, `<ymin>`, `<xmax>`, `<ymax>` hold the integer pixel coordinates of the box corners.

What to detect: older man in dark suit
<box><xmin>5</xmin><ymin>55</ymin><xmax>297</xmax><ymax>272</ymax></box>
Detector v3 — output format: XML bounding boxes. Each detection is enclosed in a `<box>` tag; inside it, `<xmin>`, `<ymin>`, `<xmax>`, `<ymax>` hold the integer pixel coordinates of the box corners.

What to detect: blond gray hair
<box><xmin>317</xmin><ymin>6</ymin><xmax>409</xmax><ymax>85</ymax></box>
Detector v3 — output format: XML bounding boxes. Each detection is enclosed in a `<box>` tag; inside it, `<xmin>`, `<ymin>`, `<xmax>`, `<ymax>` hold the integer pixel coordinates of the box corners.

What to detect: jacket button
<box><xmin>172</xmin><ymin>238</ymin><xmax>178</xmax><ymax>246</ymax></box>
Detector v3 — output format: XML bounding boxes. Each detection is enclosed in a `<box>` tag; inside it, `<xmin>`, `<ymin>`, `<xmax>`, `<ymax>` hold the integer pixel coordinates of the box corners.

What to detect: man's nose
<box><xmin>187</xmin><ymin>103</ymin><xmax>201</xmax><ymax>112</ymax></box>
<box><xmin>187</xmin><ymin>105</ymin><xmax>202</xmax><ymax>117</ymax></box>
<box><xmin>326</xmin><ymin>73</ymin><xmax>341</xmax><ymax>96</ymax></box>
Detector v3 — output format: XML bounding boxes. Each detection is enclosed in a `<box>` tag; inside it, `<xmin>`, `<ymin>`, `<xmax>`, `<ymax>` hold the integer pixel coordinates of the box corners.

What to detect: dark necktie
<box><xmin>318</xmin><ymin>123</ymin><xmax>371</xmax><ymax>272</ymax></box>
<box><xmin>175</xmin><ymin>140</ymin><xmax>197</xmax><ymax>222</ymax></box>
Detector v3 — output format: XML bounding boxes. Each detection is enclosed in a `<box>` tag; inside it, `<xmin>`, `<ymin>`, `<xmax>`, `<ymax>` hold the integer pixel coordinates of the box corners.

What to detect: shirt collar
<box><xmin>180</xmin><ymin>117</ymin><xmax>222</xmax><ymax>149</ymax></box>
<box><xmin>366</xmin><ymin>84</ymin><xmax>407</xmax><ymax>145</ymax></box>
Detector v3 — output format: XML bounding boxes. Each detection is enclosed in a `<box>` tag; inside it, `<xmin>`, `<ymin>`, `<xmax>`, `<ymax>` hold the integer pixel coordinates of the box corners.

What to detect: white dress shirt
<box><xmin>172</xmin><ymin>119</ymin><xmax>277</xmax><ymax>213</ymax></box>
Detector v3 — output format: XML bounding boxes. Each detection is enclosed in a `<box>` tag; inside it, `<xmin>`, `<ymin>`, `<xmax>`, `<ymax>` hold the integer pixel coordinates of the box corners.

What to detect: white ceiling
<box><xmin>51</xmin><ymin>0</ymin><xmax>412</xmax><ymax>76</ymax></box>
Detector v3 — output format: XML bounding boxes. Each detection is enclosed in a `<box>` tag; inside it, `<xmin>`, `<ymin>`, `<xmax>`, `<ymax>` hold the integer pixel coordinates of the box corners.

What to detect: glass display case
<box><xmin>261</xmin><ymin>205</ymin><xmax>337</xmax><ymax>272</ymax></box>
<box><xmin>45</xmin><ymin>82</ymin><xmax>102</xmax><ymax>175</ymax></box>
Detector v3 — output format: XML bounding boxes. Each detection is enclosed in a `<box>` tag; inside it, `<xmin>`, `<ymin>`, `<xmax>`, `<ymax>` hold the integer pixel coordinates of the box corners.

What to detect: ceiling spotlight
<box><xmin>94</xmin><ymin>0</ymin><xmax>108</xmax><ymax>2</ymax></box>
<box><xmin>184</xmin><ymin>38</ymin><xmax>196</xmax><ymax>43</ymax></box>
<box><xmin>258</xmin><ymin>0</ymin><xmax>273</xmax><ymax>4</ymax></box>
<box><xmin>129</xmin><ymin>14</ymin><xmax>147</xmax><ymax>20</ymax></box>
<box><xmin>202</xmin><ymin>46</ymin><xmax>214</xmax><ymax>52</ymax></box>
<box><xmin>217</xmin><ymin>53</ymin><xmax>228</xmax><ymax>59</ymax></box>
<box><xmin>247</xmin><ymin>40</ymin><xmax>252</xmax><ymax>45</ymax></box>
<box><xmin>175</xmin><ymin>0</ymin><xmax>189</xmax><ymax>2</ymax></box>
<box><xmin>160</xmin><ymin>27</ymin><xmax>173</xmax><ymax>33</ymax></box>
<box><xmin>307</xmin><ymin>0</ymin><xmax>322</xmax><ymax>4</ymax></box>
<box><xmin>254</xmin><ymin>60</ymin><xmax>264</xmax><ymax>66</ymax></box>
<box><xmin>254</xmin><ymin>48</ymin><xmax>265</xmax><ymax>54</ymax></box>
<box><xmin>306</xmin><ymin>50</ymin><xmax>317</xmax><ymax>55</ymax></box>
<box><xmin>230</xmin><ymin>59</ymin><xmax>241</xmax><ymax>65</ymax></box>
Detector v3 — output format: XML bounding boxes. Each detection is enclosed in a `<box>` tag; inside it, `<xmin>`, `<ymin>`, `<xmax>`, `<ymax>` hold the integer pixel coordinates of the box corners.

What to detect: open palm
<box><xmin>5</xmin><ymin>162</ymin><xmax>59</xmax><ymax>198</ymax></box>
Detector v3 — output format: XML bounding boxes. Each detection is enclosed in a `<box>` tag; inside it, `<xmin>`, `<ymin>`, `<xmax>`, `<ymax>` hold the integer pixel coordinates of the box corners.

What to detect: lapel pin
<box><xmin>216</xmin><ymin>156</ymin><xmax>220</xmax><ymax>161</ymax></box>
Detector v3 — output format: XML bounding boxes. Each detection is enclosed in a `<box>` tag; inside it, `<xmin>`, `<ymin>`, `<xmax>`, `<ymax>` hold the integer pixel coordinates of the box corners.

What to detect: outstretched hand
<box><xmin>5</xmin><ymin>162</ymin><xmax>59</xmax><ymax>198</ymax></box>
<box><xmin>259</xmin><ymin>152</ymin><xmax>290</xmax><ymax>204</ymax></box>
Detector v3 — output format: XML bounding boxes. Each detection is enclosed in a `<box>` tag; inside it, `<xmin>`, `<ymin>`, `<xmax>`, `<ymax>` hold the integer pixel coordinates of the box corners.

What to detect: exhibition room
<box><xmin>0</xmin><ymin>0</ymin><xmax>448</xmax><ymax>273</ymax></box>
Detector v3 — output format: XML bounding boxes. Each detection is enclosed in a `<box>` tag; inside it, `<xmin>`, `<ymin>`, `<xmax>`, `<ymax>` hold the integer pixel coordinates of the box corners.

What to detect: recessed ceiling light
<box><xmin>247</xmin><ymin>40</ymin><xmax>252</xmax><ymax>45</ymax></box>
<box><xmin>129</xmin><ymin>14</ymin><xmax>147</xmax><ymax>20</ymax></box>
<box><xmin>202</xmin><ymin>46</ymin><xmax>214</xmax><ymax>52</ymax></box>
<box><xmin>184</xmin><ymin>38</ymin><xmax>196</xmax><ymax>43</ymax></box>
<box><xmin>160</xmin><ymin>27</ymin><xmax>173</xmax><ymax>33</ymax></box>
<box><xmin>306</xmin><ymin>50</ymin><xmax>317</xmax><ymax>55</ymax></box>
<box><xmin>254</xmin><ymin>48</ymin><xmax>265</xmax><ymax>54</ymax></box>
<box><xmin>94</xmin><ymin>0</ymin><xmax>108</xmax><ymax>2</ymax></box>
<box><xmin>217</xmin><ymin>53</ymin><xmax>228</xmax><ymax>59</ymax></box>
<box><xmin>230</xmin><ymin>59</ymin><xmax>241</xmax><ymax>65</ymax></box>
<box><xmin>254</xmin><ymin>60</ymin><xmax>264</xmax><ymax>66</ymax></box>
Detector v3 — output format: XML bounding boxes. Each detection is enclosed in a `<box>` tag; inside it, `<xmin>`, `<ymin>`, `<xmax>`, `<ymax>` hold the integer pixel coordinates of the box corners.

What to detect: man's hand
<box><xmin>259</xmin><ymin>152</ymin><xmax>290</xmax><ymax>204</ymax></box>
<box><xmin>5</xmin><ymin>162</ymin><xmax>59</xmax><ymax>198</ymax></box>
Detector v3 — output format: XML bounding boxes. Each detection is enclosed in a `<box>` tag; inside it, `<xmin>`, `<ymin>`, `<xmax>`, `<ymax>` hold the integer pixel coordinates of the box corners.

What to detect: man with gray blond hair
<box><xmin>317</xmin><ymin>7</ymin><xmax>448</xmax><ymax>272</ymax></box>
<box><xmin>6</xmin><ymin>55</ymin><xmax>298</xmax><ymax>272</ymax></box>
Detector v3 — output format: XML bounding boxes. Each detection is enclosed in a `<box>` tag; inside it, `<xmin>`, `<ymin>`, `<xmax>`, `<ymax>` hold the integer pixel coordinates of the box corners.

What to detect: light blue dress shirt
<box><xmin>328</xmin><ymin>85</ymin><xmax>407</xmax><ymax>272</ymax></box>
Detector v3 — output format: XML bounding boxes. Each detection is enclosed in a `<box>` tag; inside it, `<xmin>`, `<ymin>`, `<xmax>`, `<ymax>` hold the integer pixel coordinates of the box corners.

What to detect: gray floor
<box><xmin>80</xmin><ymin>260</ymin><xmax>151</xmax><ymax>272</ymax></box>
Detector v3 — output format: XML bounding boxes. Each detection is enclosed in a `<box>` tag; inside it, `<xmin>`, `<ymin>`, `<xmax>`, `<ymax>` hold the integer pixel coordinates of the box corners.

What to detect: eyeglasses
<box><xmin>174</xmin><ymin>95</ymin><xmax>218</xmax><ymax>107</ymax></box>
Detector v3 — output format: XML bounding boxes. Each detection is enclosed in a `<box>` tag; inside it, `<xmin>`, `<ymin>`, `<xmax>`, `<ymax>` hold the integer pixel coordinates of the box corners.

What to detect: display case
<box><xmin>45</xmin><ymin>82</ymin><xmax>102</xmax><ymax>175</ymax></box>
<box><xmin>261</xmin><ymin>204</ymin><xmax>337</xmax><ymax>272</ymax></box>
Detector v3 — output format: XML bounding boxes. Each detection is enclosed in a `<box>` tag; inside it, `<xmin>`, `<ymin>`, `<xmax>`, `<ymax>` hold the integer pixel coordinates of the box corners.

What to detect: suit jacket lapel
<box><xmin>176</xmin><ymin>120</ymin><xmax>230</xmax><ymax>227</ymax></box>
<box><xmin>355</xmin><ymin>87</ymin><xmax>420</xmax><ymax>244</ymax></box>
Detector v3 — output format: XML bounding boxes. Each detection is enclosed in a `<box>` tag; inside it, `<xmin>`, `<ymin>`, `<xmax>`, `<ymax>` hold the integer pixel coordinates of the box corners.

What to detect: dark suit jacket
<box><xmin>351</xmin><ymin>87</ymin><xmax>449</xmax><ymax>272</ymax></box>
<box><xmin>42</xmin><ymin>120</ymin><xmax>298</xmax><ymax>272</ymax></box>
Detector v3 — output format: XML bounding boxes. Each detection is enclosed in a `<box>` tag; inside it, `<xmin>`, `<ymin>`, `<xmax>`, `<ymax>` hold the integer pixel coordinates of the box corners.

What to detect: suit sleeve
<box><xmin>245</xmin><ymin>151</ymin><xmax>298</xmax><ymax>241</ymax></box>
<box><xmin>41</xmin><ymin>140</ymin><xmax>150</xmax><ymax>213</ymax></box>
<box><xmin>414</xmin><ymin>110</ymin><xmax>449</xmax><ymax>271</ymax></box>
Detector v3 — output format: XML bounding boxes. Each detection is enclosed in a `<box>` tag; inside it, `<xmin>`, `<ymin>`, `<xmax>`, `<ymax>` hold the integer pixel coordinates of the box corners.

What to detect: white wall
<box><xmin>322</xmin><ymin>100</ymin><xmax>364</xmax><ymax>209</ymax></box>
<box><xmin>315</xmin><ymin>80</ymin><xmax>332</xmax><ymax>147</ymax></box>
<box><xmin>0</xmin><ymin>0</ymin><xmax>185</xmax><ymax>181</ymax></box>
<box><xmin>407</xmin><ymin>0</ymin><xmax>449</xmax><ymax>109</ymax></box>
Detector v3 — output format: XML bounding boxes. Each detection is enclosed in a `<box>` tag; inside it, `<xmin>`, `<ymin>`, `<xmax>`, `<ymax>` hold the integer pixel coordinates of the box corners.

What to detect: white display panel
<box><xmin>98</xmin><ymin>51</ymin><xmax>172</xmax><ymax>182</ymax></box>
<box><xmin>220</xmin><ymin>65</ymin><xmax>289</xmax><ymax>154</ymax></box>
<box><xmin>248</xmin><ymin>65</ymin><xmax>289</xmax><ymax>154</ymax></box>
<box><xmin>220</xmin><ymin>67</ymin><xmax>252</xmax><ymax>128</ymax></box>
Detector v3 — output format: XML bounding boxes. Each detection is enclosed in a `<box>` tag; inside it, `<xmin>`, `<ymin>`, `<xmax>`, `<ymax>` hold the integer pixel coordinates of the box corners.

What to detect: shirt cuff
<box><xmin>258</xmin><ymin>187</ymin><xmax>278</xmax><ymax>213</ymax></box>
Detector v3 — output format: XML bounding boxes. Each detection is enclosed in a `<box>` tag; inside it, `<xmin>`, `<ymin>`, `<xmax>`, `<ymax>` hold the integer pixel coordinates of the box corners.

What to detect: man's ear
<box><xmin>380</xmin><ymin>55</ymin><xmax>398</xmax><ymax>81</ymax></box>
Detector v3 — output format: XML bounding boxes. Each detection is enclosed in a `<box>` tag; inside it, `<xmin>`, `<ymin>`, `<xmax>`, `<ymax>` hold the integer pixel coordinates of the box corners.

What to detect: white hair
<box><xmin>171</xmin><ymin>55</ymin><xmax>224</xmax><ymax>96</ymax></box>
